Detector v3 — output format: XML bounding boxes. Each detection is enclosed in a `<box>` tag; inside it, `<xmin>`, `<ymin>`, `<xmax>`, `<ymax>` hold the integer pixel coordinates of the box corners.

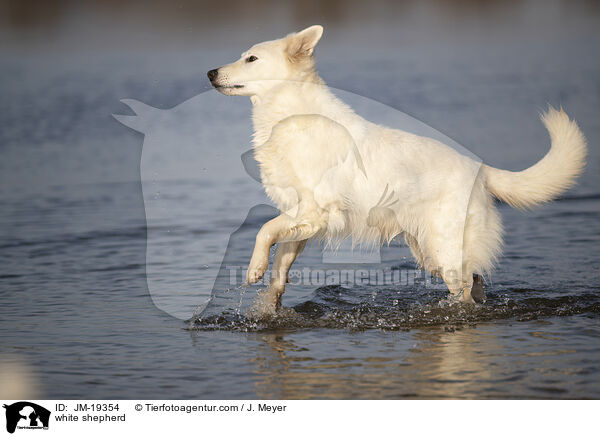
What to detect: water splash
<box><xmin>187</xmin><ymin>285</ymin><xmax>600</xmax><ymax>332</ymax></box>
<box><xmin>188</xmin><ymin>283</ymin><xmax>251</xmax><ymax>329</ymax></box>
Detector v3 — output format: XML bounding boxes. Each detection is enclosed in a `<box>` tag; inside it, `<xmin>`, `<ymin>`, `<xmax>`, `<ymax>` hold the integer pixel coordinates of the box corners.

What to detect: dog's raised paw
<box><xmin>246</xmin><ymin>260</ymin><xmax>268</xmax><ymax>284</ymax></box>
<box><xmin>246</xmin><ymin>268</ymin><xmax>264</xmax><ymax>284</ymax></box>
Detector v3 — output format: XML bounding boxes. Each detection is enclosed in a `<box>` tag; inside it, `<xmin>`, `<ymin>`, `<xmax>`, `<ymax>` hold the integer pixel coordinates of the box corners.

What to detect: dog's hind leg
<box><xmin>438</xmin><ymin>269</ymin><xmax>486</xmax><ymax>304</ymax></box>
<box><xmin>423</xmin><ymin>214</ymin><xmax>479</xmax><ymax>303</ymax></box>
<box><xmin>471</xmin><ymin>274</ymin><xmax>486</xmax><ymax>303</ymax></box>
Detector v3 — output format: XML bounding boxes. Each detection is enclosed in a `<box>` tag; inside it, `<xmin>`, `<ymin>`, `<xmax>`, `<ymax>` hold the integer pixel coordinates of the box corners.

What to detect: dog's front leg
<box><xmin>246</xmin><ymin>214</ymin><xmax>292</xmax><ymax>285</ymax></box>
<box><xmin>246</xmin><ymin>212</ymin><xmax>321</xmax><ymax>284</ymax></box>
<box><xmin>265</xmin><ymin>240</ymin><xmax>307</xmax><ymax>308</ymax></box>
<box><xmin>247</xmin><ymin>239</ymin><xmax>307</xmax><ymax>318</ymax></box>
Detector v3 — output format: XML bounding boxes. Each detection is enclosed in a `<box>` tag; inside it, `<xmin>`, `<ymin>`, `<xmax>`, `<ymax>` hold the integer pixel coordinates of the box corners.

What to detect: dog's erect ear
<box><xmin>286</xmin><ymin>25</ymin><xmax>323</xmax><ymax>62</ymax></box>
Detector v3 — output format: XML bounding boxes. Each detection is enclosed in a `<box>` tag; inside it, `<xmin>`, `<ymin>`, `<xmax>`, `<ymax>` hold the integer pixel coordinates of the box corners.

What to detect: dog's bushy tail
<box><xmin>483</xmin><ymin>106</ymin><xmax>587</xmax><ymax>210</ymax></box>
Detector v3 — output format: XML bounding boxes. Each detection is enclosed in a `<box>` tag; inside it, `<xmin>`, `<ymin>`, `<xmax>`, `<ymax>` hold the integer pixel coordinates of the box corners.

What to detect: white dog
<box><xmin>208</xmin><ymin>25</ymin><xmax>587</xmax><ymax>312</ymax></box>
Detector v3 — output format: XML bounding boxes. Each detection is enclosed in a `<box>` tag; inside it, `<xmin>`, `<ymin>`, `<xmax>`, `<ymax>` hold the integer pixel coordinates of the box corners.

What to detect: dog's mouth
<box><xmin>212</xmin><ymin>83</ymin><xmax>246</xmax><ymax>95</ymax></box>
<box><xmin>213</xmin><ymin>83</ymin><xmax>245</xmax><ymax>90</ymax></box>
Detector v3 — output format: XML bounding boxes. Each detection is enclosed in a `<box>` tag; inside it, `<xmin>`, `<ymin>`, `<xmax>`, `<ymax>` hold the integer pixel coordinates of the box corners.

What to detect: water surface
<box><xmin>1</xmin><ymin>0</ymin><xmax>599</xmax><ymax>399</ymax></box>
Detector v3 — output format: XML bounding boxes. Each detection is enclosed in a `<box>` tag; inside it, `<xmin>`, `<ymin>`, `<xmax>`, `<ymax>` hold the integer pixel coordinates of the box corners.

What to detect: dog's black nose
<box><xmin>207</xmin><ymin>69</ymin><xmax>219</xmax><ymax>81</ymax></box>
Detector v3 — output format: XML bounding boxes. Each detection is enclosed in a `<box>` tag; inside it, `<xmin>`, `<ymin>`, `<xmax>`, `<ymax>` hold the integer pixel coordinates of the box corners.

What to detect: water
<box><xmin>1</xmin><ymin>0</ymin><xmax>600</xmax><ymax>399</ymax></box>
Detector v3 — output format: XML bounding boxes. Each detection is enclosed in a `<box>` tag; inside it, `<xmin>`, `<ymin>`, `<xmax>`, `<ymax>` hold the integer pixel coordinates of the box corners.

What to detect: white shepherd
<box><xmin>208</xmin><ymin>25</ymin><xmax>587</xmax><ymax>313</ymax></box>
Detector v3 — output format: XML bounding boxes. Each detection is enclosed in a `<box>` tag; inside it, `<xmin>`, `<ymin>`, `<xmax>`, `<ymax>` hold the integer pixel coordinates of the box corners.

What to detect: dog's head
<box><xmin>207</xmin><ymin>25</ymin><xmax>323</xmax><ymax>97</ymax></box>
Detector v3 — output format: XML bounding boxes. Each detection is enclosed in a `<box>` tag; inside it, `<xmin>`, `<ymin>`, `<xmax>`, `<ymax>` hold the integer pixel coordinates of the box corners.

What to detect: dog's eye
<box><xmin>246</xmin><ymin>55</ymin><xmax>258</xmax><ymax>63</ymax></box>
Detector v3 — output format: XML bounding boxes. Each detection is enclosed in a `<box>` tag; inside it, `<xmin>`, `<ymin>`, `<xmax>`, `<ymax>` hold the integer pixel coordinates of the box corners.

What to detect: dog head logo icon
<box><xmin>3</xmin><ymin>402</ymin><xmax>50</xmax><ymax>434</ymax></box>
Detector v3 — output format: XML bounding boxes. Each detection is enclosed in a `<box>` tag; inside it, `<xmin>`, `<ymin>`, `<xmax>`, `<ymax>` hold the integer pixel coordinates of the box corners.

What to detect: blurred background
<box><xmin>1</xmin><ymin>0</ymin><xmax>599</xmax><ymax>399</ymax></box>
<box><xmin>1</xmin><ymin>0</ymin><xmax>599</xmax><ymax>192</ymax></box>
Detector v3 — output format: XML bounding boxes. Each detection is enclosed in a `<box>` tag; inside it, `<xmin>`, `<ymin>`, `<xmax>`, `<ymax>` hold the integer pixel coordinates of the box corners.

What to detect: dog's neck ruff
<box><xmin>250</xmin><ymin>75</ymin><xmax>362</xmax><ymax>148</ymax></box>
